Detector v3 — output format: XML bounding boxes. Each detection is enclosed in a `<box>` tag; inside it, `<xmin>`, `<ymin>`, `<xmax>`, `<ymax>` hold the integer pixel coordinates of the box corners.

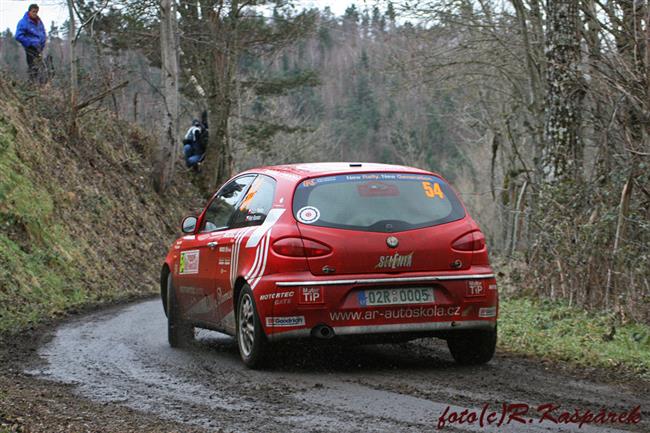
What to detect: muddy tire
<box><xmin>166</xmin><ymin>275</ymin><xmax>193</xmax><ymax>348</ymax></box>
<box><xmin>447</xmin><ymin>326</ymin><xmax>497</xmax><ymax>365</ymax></box>
<box><xmin>236</xmin><ymin>285</ymin><xmax>268</xmax><ymax>368</ymax></box>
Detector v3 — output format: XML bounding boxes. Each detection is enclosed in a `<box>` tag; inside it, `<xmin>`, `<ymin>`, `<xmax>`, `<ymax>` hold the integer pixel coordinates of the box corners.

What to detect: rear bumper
<box><xmin>255</xmin><ymin>269</ymin><xmax>499</xmax><ymax>342</ymax></box>
<box><xmin>270</xmin><ymin>319</ymin><xmax>495</xmax><ymax>341</ymax></box>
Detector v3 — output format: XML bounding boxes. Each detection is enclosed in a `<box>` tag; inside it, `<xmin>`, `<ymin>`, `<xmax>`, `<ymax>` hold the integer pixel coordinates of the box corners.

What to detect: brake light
<box><xmin>452</xmin><ymin>231</ymin><xmax>486</xmax><ymax>251</ymax></box>
<box><xmin>272</xmin><ymin>238</ymin><xmax>331</xmax><ymax>257</ymax></box>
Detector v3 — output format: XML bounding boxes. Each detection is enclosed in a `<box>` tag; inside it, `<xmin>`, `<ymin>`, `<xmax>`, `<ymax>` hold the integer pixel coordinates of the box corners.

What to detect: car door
<box><xmin>207</xmin><ymin>174</ymin><xmax>277</xmax><ymax>331</ymax></box>
<box><xmin>177</xmin><ymin>175</ymin><xmax>256</xmax><ymax>323</ymax></box>
<box><xmin>195</xmin><ymin>175</ymin><xmax>257</xmax><ymax>325</ymax></box>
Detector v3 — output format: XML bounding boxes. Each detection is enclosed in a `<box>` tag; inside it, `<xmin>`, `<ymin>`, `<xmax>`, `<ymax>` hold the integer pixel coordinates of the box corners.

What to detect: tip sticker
<box><xmin>297</xmin><ymin>206</ymin><xmax>320</xmax><ymax>224</ymax></box>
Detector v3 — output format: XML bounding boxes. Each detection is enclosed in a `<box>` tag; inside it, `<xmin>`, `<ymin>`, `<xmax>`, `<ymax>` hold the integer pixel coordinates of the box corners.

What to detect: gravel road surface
<box><xmin>30</xmin><ymin>300</ymin><xmax>648</xmax><ymax>433</ymax></box>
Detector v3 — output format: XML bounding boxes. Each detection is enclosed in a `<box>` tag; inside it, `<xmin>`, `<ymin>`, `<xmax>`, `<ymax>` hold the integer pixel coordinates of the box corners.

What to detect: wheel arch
<box><xmin>161</xmin><ymin>264</ymin><xmax>171</xmax><ymax>316</ymax></box>
<box><xmin>233</xmin><ymin>277</ymin><xmax>249</xmax><ymax>315</ymax></box>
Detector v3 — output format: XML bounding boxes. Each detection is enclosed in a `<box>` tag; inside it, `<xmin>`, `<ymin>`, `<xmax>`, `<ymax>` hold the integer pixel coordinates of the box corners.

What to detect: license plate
<box><xmin>358</xmin><ymin>287</ymin><xmax>434</xmax><ymax>307</ymax></box>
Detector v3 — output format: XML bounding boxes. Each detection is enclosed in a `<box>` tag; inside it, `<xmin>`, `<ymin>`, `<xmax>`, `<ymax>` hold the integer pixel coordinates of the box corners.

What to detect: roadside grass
<box><xmin>0</xmin><ymin>79</ymin><xmax>198</xmax><ymax>336</ymax></box>
<box><xmin>0</xmin><ymin>115</ymin><xmax>90</xmax><ymax>334</ymax></box>
<box><xmin>498</xmin><ymin>296</ymin><xmax>650</xmax><ymax>379</ymax></box>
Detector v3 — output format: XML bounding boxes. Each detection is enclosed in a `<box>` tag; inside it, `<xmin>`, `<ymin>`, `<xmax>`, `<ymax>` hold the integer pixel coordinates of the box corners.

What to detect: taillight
<box><xmin>452</xmin><ymin>231</ymin><xmax>486</xmax><ymax>251</ymax></box>
<box><xmin>272</xmin><ymin>237</ymin><xmax>331</xmax><ymax>257</ymax></box>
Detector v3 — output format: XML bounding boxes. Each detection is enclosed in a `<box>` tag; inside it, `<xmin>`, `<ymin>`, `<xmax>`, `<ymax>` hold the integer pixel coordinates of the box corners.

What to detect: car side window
<box><xmin>230</xmin><ymin>175</ymin><xmax>277</xmax><ymax>229</ymax></box>
<box><xmin>200</xmin><ymin>175</ymin><xmax>256</xmax><ymax>232</ymax></box>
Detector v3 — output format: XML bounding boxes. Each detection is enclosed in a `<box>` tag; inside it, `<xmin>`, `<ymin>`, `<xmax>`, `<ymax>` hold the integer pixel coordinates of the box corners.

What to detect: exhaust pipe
<box><xmin>311</xmin><ymin>324</ymin><xmax>335</xmax><ymax>340</ymax></box>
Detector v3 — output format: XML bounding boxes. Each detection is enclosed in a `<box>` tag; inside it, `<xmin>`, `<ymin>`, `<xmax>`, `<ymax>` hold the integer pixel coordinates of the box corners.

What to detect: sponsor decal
<box><xmin>303</xmin><ymin>179</ymin><xmax>316</xmax><ymax>187</ymax></box>
<box><xmin>466</xmin><ymin>280</ymin><xmax>485</xmax><ymax>297</ymax></box>
<box><xmin>375</xmin><ymin>252</ymin><xmax>413</xmax><ymax>269</ymax></box>
<box><xmin>218</xmin><ymin>246</ymin><xmax>232</xmax><ymax>253</ymax></box>
<box><xmin>218</xmin><ymin>258</ymin><xmax>231</xmax><ymax>266</ymax></box>
<box><xmin>299</xmin><ymin>287</ymin><xmax>323</xmax><ymax>304</ymax></box>
<box><xmin>478</xmin><ymin>307</ymin><xmax>497</xmax><ymax>318</ymax></box>
<box><xmin>179</xmin><ymin>250</ymin><xmax>200</xmax><ymax>274</ymax></box>
<box><xmin>329</xmin><ymin>306</ymin><xmax>461</xmax><ymax>321</ymax></box>
<box><xmin>296</xmin><ymin>206</ymin><xmax>320</xmax><ymax>224</ymax></box>
<box><xmin>488</xmin><ymin>283</ymin><xmax>498</xmax><ymax>291</ymax></box>
<box><xmin>265</xmin><ymin>316</ymin><xmax>305</xmax><ymax>327</ymax></box>
<box><xmin>396</xmin><ymin>174</ymin><xmax>433</xmax><ymax>181</ymax></box>
<box><xmin>245</xmin><ymin>215</ymin><xmax>263</xmax><ymax>222</ymax></box>
<box><xmin>260</xmin><ymin>291</ymin><xmax>294</xmax><ymax>301</ymax></box>
<box><xmin>274</xmin><ymin>299</ymin><xmax>292</xmax><ymax>306</ymax></box>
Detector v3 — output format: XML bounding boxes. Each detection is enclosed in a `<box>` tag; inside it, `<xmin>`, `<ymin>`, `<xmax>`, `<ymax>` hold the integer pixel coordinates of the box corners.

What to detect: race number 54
<box><xmin>422</xmin><ymin>182</ymin><xmax>444</xmax><ymax>199</ymax></box>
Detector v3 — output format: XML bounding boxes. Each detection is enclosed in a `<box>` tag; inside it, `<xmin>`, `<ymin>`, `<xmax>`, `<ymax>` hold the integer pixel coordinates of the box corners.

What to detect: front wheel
<box><xmin>166</xmin><ymin>274</ymin><xmax>194</xmax><ymax>347</ymax></box>
<box><xmin>447</xmin><ymin>326</ymin><xmax>497</xmax><ymax>365</ymax></box>
<box><xmin>236</xmin><ymin>285</ymin><xmax>268</xmax><ymax>368</ymax></box>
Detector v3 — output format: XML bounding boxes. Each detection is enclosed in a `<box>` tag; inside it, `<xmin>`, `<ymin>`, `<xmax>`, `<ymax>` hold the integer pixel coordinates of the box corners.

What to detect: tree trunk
<box><xmin>543</xmin><ymin>0</ymin><xmax>584</xmax><ymax>181</ymax></box>
<box><xmin>66</xmin><ymin>0</ymin><xmax>78</xmax><ymax>138</ymax></box>
<box><xmin>153</xmin><ymin>0</ymin><xmax>180</xmax><ymax>194</ymax></box>
<box><xmin>200</xmin><ymin>1</ymin><xmax>239</xmax><ymax>192</ymax></box>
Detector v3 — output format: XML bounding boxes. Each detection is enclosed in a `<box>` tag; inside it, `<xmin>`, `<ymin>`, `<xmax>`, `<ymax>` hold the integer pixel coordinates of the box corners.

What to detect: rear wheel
<box><xmin>236</xmin><ymin>285</ymin><xmax>268</xmax><ymax>368</ymax></box>
<box><xmin>447</xmin><ymin>326</ymin><xmax>497</xmax><ymax>365</ymax></box>
<box><xmin>166</xmin><ymin>274</ymin><xmax>193</xmax><ymax>347</ymax></box>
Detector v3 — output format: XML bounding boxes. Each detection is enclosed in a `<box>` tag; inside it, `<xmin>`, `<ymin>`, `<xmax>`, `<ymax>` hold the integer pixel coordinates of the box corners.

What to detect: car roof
<box><xmin>246</xmin><ymin>162</ymin><xmax>437</xmax><ymax>181</ymax></box>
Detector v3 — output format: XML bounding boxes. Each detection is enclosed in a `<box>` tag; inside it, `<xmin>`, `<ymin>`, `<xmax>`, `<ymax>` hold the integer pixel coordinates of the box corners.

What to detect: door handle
<box><xmin>207</xmin><ymin>242</ymin><xmax>218</xmax><ymax>249</ymax></box>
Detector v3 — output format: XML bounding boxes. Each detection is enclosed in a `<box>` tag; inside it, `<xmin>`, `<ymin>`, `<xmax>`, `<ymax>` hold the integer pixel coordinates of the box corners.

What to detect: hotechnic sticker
<box><xmin>259</xmin><ymin>291</ymin><xmax>295</xmax><ymax>302</ymax></box>
<box><xmin>297</xmin><ymin>206</ymin><xmax>320</xmax><ymax>224</ymax></box>
<box><xmin>179</xmin><ymin>250</ymin><xmax>200</xmax><ymax>274</ymax></box>
<box><xmin>265</xmin><ymin>316</ymin><xmax>305</xmax><ymax>327</ymax></box>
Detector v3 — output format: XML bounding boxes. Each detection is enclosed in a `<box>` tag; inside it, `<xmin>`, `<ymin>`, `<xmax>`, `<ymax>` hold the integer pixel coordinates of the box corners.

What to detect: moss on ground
<box><xmin>498</xmin><ymin>296</ymin><xmax>650</xmax><ymax>379</ymax></box>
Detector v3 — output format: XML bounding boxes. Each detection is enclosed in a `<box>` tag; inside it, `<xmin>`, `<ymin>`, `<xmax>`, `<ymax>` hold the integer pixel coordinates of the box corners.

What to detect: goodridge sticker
<box><xmin>179</xmin><ymin>250</ymin><xmax>199</xmax><ymax>274</ymax></box>
<box><xmin>265</xmin><ymin>316</ymin><xmax>305</xmax><ymax>327</ymax></box>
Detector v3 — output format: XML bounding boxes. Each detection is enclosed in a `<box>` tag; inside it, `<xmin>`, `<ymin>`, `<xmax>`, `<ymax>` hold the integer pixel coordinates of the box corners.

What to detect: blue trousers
<box><xmin>183</xmin><ymin>144</ymin><xmax>203</xmax><ymax>167</ymax></box>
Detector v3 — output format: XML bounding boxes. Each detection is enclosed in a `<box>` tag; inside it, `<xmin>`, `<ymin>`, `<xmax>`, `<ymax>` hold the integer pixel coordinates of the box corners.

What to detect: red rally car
<box><xmin>161</xmin><ymin>163</ymin><xmax>498</xmax><ymax>368</ymax></box>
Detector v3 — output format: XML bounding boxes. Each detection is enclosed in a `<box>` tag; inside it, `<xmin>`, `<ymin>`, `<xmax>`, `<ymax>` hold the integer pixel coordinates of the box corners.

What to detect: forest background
<box><xmin>0</xmin><ymin>0</ymin><xmax>648</xmax><ymax>326</ymax></box>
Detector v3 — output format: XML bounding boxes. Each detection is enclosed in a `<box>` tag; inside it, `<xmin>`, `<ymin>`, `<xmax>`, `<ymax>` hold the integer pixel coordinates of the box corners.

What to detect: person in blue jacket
<box><xmin>15</xmin><ymin>4</ymin><xmax>47</xmax><ymax>83</ymax></box>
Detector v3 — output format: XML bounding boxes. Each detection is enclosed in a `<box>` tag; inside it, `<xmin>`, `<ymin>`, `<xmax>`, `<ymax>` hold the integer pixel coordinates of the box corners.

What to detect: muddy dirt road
<box><xmin>30</xmin><ymin>300</ymin><xmax>647</xmax><ymax>433</ymax></box>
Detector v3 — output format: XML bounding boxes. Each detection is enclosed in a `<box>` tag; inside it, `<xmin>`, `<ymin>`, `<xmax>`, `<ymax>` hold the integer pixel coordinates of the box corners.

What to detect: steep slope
<box><xmin>0</xmin><ymin>77</ymin><xmax>204</xmax><ymax>333</ymax></box>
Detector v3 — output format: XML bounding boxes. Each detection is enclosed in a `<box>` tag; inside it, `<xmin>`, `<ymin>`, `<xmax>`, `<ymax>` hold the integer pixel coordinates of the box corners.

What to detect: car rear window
<box><xmin>292</xmin><ymin>173</ymin><xmax>465</xmax><ymax>233</ymax></box>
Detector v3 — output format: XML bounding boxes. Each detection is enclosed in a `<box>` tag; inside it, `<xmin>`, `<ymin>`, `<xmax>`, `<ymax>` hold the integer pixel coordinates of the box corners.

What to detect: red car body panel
<box><xmin>163</xmin><ymin>163</ymin><xmax>498</xmax><ymax>341</ymax></box>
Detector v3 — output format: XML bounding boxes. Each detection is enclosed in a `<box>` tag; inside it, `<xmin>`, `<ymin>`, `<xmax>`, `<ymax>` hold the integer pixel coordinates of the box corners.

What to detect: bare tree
<box><xmin>67</xmin><ymin>0</ymin><xmax>78</xmax><ymax>136</ymax></box>
<box><xmin>543</xmin><ymin>0</ymin><xmax>584</xmax><ymax>180</ymax></box>
<box><xmin>153</xmin><ymin>0</ymin><xmax>180</xmax><ymax>193</ymax></box>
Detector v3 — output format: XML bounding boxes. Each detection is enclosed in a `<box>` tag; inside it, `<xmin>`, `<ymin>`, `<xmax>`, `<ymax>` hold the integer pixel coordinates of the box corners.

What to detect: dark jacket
<box><xmin>15</xmin><ymin>12</ymin><xmax>46</xmax><ymax>51</ymax></box>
